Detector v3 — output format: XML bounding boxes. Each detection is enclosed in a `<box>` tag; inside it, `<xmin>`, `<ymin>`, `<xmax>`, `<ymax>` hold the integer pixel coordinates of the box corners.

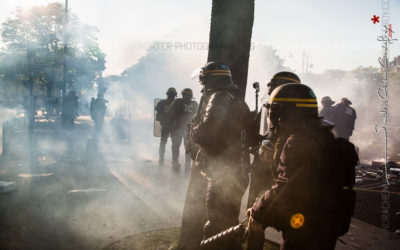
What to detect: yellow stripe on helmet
<box><xmin>271</xmin><ymin>98</ymin><xmax>317</xmax><ymax>102</ymax></box>
<box><xmin>209</xmin><ymin>73</ymin><xmax>232</xmax><ymax>76</ymax></box>
<box><xmin>272</xmin><ymin>76</ymin><xmax>301</xmax><ymax>83</ymax></box>
<box><xmin>295</xmin><ymin>103</ymin><xmax>318</xmax><ymax>108</ymax></box>
<box><xmin>203</xmin><ymin>69</ymin><xmax>231</xmax><ymax>74</ymax></box>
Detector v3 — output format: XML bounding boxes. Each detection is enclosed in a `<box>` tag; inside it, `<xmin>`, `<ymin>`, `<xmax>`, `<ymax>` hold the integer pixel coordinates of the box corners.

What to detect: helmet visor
<box><xmin>261</xmin><ymin>88</ymin><xmax>269</xmax><ymax>104</ymax></box>
<box><xmin>191</xmin><ymin>67</ymin><xmax>203</xmax><ymax>80</ymax></box>
<box><xmin>260</xmin><ymin>104</ymin><xmax>271</xmax><ymax>136</ymax></box>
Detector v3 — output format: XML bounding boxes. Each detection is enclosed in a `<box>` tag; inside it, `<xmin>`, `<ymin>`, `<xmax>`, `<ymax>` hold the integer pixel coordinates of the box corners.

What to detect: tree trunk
<box><xmin>178</xmin><ymin>2</ymin><xmax>254</xmax><ymax>249</ymax></box>
<box><xmin>207</xmin><ymin>0</ymin><xmax>255</xmax><ymax>100</ymax></box>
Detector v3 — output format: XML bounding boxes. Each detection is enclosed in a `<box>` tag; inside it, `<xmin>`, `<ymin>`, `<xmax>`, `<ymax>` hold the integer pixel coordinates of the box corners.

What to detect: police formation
<box><xmin>320</xmin><ymin>96</ymin><xmax>357</xmax><ymax>140</ymax></box>
<box><xmin>170</xmin><ymin>63</ymin><xmax>359</xmax><ymax>250</ymax></box>
<box><xmin>155</xmin><ymin>87</ymin><xmax>198</xmax><ymax>171</ymax></box>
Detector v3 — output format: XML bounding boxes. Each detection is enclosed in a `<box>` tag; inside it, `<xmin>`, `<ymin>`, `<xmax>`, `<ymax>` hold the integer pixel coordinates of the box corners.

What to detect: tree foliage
<box><xmin>0</xmin><ymin>3</ymin><xmax>105</xmax><ymax>107</ymax></box>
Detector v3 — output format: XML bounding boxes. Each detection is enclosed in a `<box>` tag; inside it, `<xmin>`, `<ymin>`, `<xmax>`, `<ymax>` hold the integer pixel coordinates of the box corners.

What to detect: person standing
<box><xmin>90</xmin><ymin>93</ymin><xmax>107</xmax><ymax>135</ymax></box>
<box><xmin>155</xmin><ymin>87</ymin><xmax>177</xmax><ymax>166</ymax></box>
<box><xmin>170</xmin><ymin>88</ymin><xmax>198</xmax><ymax>171</ymax></box>
<box><xmin>178</xmin><ymin>86</ymin><xmax>214</xmax><ymax>250</ymax></box>
<box><xmin>190</xmin><ymin>62</ymin><xmax>252</xmax><ymax>249</ymax></box>
<box><xmin>332</xmin><ymin>98</ymin><xmax>357</xmax><ymax>140</ymax></box>
<box><xmin>319</xmin><ymin>96</ymin><xmax>336</xmax><ymax>123</ymax></box>
<box><xmin>247</xmin><ymin>83</ymin><xmax>358</xmax><ymax>250</ymax></box>
<box><xmin>247</xmin><ymin>71</ymin><xmax>302</xmax><ymax>209</ymax></box>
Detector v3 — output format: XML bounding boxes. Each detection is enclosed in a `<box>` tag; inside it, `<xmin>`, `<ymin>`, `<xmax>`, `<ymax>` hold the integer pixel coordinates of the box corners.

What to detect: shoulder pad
<box><xmin>208</xmin><ymin>91</ymin><xmax>235</xmax><ymax>105</ymax></box>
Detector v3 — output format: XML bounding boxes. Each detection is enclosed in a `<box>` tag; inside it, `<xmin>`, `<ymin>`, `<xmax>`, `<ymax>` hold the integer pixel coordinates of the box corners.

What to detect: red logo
<box><xmin>371</xmin><ymin>15</ymin><xmax>380</xmax><ymax>24</ymax></box>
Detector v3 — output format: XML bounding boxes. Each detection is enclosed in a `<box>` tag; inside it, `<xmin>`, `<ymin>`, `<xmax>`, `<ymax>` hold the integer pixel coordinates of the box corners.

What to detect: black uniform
<box><xmin>332</xmin><ymin>102</ymin><xmax>356</xmax><ymax>140</ymax></box>
<box><xmin>320</xmin><ymin>105</ymin><xmax>336</xmax><ymax>123</ymax></box>
<box><xmin>192</xmin><ymin>88</ymin><xmax>252</xmax><ymax>247</ymax></box>
<box><xmin>247</xmin><ymin>71</ymin><xmax>302</xmax><ymax>209</ymax></box>
<box><xmin>178</xmin><ymin>88</ymin><xmax>212</xmax><ymax>250</ymax></box>
<box><xmin>248</xmin><ymin>83</ymin><xmax>358</xmax><ymax>250</ymax></box>
<box><xmin>170</xmin><ymin>98</ymin><xmax>198</xmax><ymax>170</ymax></box>
<box><xmin>251</xmin><ymin>127</ymin><xmax>340</xmax><ymax>250</ymax></box>
<box><xmin>90</xmin><ymin>95</ymin><xmax>107</xmax><ymax>134</ymax></box>
<box><xmin>179</xmin><ymin>62</ymin><xmax>251</xmax><ymax>250</ymax></box>
<box><xmin>155</xmin><ymin>98</ymin><xmax>175</xmax><ymax>165</ymax></box>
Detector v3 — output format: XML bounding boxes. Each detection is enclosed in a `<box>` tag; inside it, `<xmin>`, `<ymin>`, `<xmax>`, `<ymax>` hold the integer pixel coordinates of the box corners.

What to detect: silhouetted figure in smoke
<box><xmin>332</xmin><ymin>98</ymin><xmax>356</xmax><ymax>140</ymax></box>
<box><xmin>247</xmin><ymin>71</ymin><xmax>301</xmax><ymax>209</ymax></box>
<box><xmin>319</xmin><ymin>96</ymin><xmax>336</xmax><ymax>123</ymax></box>
<box><xmin>90</xmin><ymin>93</ymin><xmax>107</xmax><ymax>134</ymax></box>
<box><xmin>61</xmin><ymin>91</ymin><xmax>79</xmax><ymax>130</ymax></box>
<box><xmin>169</xmin><ymin>88</ymin><xmax>198</xmax><ymax>171</ymax></box>
<box><xmin>190</xmin><ymin>62</ymin><xmax>251</xmax><ymax>249</ymax></box>
<box><xmin>155</xmin><ymin>87</ymin><xmax>177</xmax><ymax>166</ymax></box>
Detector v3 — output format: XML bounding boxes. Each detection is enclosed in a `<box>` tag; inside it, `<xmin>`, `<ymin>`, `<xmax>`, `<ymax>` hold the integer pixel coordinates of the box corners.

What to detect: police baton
<box><xmin>200</xmin><ymin>217</ymin><xmax>249</xmax><ymax>249</ymax></box>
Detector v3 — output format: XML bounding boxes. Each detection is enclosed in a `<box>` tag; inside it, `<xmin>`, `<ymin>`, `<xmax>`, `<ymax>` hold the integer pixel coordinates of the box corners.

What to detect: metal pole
<box><xmin>252</xmin><ymin>82</ymin><xmax>260</xmax><ymax>112</ymax></box>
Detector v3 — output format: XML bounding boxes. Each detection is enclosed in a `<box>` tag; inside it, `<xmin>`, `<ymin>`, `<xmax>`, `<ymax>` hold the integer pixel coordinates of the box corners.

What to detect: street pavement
<box><xmin>103</xmin><ymin>149</ymin><xmax>400</xmax><ymax>249</ymax></box>
<box><xmin>1</xmin><ymin>117</ymin><xmax>399</xmax><ymax>249</ymax></box>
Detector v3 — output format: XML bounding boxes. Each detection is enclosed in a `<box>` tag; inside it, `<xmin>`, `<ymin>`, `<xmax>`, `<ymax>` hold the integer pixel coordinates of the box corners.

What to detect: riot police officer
<box><xmin>190</xmin><ymin>62</ymin><xmax>252</xmax><ymax>249</ymax></box>
<box><xmin>247</xmin><ymin>71</ymin><xmax>302</xmax><ymax>208</ymax></box>
<box><xmin>266</xmin><ymin>71</ymin><xmax>301</xmax><ymax>95</ymax></box>
<box><xmin>170</xmin><ymin>88</ymin><xmax>198</xmax><ymax>171</ymax></box>
<box><xmin>247</xmin><ymin>83</ymin><xmax>354</xmax><ymax>250</ymax></box>
<box><xmin>155</xmin><ymin>87</ymin><xmax>177</xmax><ymax>166</ymax></box>
<box><xmin>90</xmin><ymin>93</ymin><xmax>107</xmax><ymax>134</ymax></box>
<box><xmin>178</xmin><ymin>86</ymin><xmax>215</xmax><ymax>250</ymax></box>
<box><xmin>319</xmin><ymin>96</ymin><xmax>336</xmax><ymax>123</ymax></box>
<box><xmin>332</xmin><ymin>98</ymin><xmax>356</xmax><ymax>140</ymax></box>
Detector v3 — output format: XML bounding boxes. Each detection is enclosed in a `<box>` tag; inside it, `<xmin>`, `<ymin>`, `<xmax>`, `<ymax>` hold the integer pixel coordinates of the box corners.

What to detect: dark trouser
<box><xmin>159</xmin><ymin>124</ymin><xmax>172</xmax><ymax>164</ymax></box>
<box><xmin>204</xmin><ymin>167</ymin><xmax>249</xmax><ymax>250</ymax></box>
<box><xmin>171</xmin><ymin>127</ymin><xmax>191</xmax><ymax>168</ymax></box>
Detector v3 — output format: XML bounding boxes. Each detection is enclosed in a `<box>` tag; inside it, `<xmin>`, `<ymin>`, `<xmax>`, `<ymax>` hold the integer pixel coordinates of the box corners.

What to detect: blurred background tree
<box><xmin>0</xmin><ymin>3</ymin><xmax>105</xmax><ymax>115</ymax></box>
